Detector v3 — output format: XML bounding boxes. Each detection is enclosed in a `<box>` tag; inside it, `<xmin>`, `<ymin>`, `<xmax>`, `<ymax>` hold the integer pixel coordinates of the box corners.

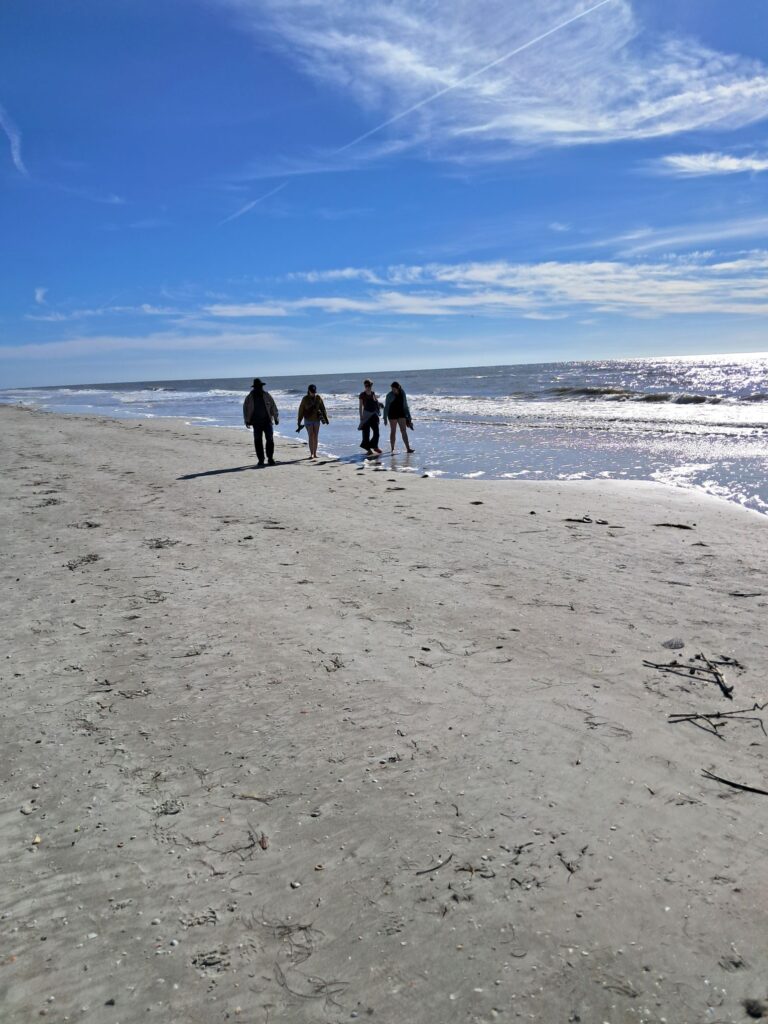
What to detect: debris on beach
<box><xmin>65</xmin><ymin>554</ymin><xmax>101</xmax><ymax>570</ymax></box>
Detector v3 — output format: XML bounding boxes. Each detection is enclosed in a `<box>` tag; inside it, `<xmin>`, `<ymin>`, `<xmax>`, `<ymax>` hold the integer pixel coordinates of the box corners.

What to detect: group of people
<box><xmin>242</xmin><ymin>377</ymin><xmax>415</xmax><ymax>465</ymax></box>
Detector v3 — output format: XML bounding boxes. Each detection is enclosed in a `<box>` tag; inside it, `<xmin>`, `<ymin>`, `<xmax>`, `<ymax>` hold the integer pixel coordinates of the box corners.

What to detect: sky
<box><xmin>1</xmin><ymin>0</ymin><xmax>768</xmax><ymax>386</ymax></box>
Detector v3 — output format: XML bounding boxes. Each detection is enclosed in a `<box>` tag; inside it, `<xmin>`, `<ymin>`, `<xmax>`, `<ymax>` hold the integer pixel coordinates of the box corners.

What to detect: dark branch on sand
<box><xmin>415</xmin><ymin>852</ymin><xmax>454</xmax><ymax>875</ymax></box>
<box><xmin>669</xmin><ymin>703</ymin><xmax>767</xmax><ymax>740</ymax></box>
<box><xmin>701</xmin><ymin>770</ymin><xmax>768</xmax><ymax>797</ymax></box>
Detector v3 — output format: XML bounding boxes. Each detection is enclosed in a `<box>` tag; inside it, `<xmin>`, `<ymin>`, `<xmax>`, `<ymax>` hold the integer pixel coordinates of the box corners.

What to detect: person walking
<box><xmin>297</xmin><ymin>384</ymin><xmax>329</xmax><ymax>460</ymax></box>
<box><xmin>383</xmin><ymin>381</ymin><xmax>415</xmax><ymax>454</ymax></box>
<box><xmin>243</xmin><ymin>378</ymin><xmax>279</xmax><ymax>466</ymax></box>
<box><xmin>358</xmin><ymin>379</ymin><xmax>382</xmax><ymax>456</ymax></box>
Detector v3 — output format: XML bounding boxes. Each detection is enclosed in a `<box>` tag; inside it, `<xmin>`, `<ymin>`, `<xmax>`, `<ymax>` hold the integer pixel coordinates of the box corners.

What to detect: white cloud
<box><xmin>34</xmin><ymin>287</ymin><xmax>48</xmax><ymax>305</ymax></box>
<box><xmin>658</xmin><ymin>152</ymin><xmax>768</xmax><ymax>176</ymax></box>
<box><xmin>204</xmin><ymin>302</ymin><xmax>290</xmax><ymax>317</ymax></box>
<box><xmin>286</xmin><ymin>267</ymin><xmax>384</xmax><ymax>284</ymax></box>
<box><xmin>25</xmin><ymin>303</ymin><xmax>182</xmax><ymax>322</ymax></box>
<box><xmin>0</xmin><ymin>102</ymin><xmax>28</xmax><ymax>176</ymax></box>
<box><xmin>0</xmin><ymin>329</ymin><xmax>287</xmax><ymax>361</ymax></box>
<box><xmin>598</xmin><ymin>217</ymin><xmax>768</xmax><ymax>254</ymax></box>
<box><xmin>202</xmin><ymin>253</ymin><xmax>768</xmax><ymax>318</ymax></box>
<box><xmin>216</xmin><ymin>0</ymin><xmax>768</xmax><ymax>158</ymax></box>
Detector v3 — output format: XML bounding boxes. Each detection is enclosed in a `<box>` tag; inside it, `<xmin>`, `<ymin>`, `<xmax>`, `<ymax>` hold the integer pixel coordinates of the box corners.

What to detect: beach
<box><xmin>3</xmin><ymin>403</ymin><xmax>768</xmax><ymax>1024</ymax></box>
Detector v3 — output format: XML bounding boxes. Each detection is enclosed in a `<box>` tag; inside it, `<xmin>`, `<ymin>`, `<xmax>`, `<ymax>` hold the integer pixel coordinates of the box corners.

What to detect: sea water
<box><xmin>3</xmin><ymin>354</ymin><xmax>767</xmax><ymax>515</ymax></box>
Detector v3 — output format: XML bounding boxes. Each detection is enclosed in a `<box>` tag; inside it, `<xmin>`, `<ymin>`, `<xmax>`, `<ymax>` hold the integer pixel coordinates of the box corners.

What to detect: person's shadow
<box><xmin>177</xmin><ymin>459</ymin><xmax>306</xmax><ymax>480</ymax></box>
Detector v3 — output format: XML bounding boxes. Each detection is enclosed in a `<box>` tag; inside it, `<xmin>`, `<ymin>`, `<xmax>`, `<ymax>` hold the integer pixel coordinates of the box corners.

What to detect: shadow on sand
<box><xmin>177</xmin><ymin>459</ymin><xmax>306</xmax><ymax>480</ymax></box>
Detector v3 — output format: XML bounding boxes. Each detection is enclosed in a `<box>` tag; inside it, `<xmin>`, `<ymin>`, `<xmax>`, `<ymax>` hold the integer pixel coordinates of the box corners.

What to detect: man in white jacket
<box><xmin>243</xmin><ymin>378</ymin><xmax>280</xmax><ymax>466</ymax></box>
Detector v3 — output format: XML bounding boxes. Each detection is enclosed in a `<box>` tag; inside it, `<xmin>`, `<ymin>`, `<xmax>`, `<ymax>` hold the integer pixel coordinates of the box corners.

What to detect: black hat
<box><xmin>308</xmin><ymin>384</ymin><xmax>317</xmax><ymax>393</ymax></box>
<box><xmin>252</xmin><ymin>378</ymin><xmax>265</xmax><ymax>388</ymax></box>
<box><xmin>390</xmin><ymin>381</ymin><xmax>400</xmax><ymax>389</ymax></box>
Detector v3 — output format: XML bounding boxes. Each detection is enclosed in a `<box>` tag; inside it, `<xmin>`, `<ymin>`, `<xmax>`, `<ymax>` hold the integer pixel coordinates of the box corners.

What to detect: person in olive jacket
<box><xmin>243</xmin><ymin>378</ymin><xmax>279</xmax><ymax>466</ymax></box>
<box><xmin>296</xmin><ymin>384</ymin><xmax>329</xmax><ymax>460</ymax></box>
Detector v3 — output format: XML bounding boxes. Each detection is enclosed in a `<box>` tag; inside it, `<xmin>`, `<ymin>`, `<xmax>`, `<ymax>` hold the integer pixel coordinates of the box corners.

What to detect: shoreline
<box><xmin>4</xmin><ymin>401</ymin><xmax>766</xmax><ymax>520</ymax></box>
<box><xmin>2</xmin><ymin>404</ymin><xmax>768</xmax><ymax>1023</ymax></box>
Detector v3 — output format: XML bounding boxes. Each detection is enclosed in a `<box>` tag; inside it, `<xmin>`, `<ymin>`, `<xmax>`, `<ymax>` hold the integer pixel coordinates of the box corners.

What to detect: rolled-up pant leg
<box><xmin>361</xmin><ymin>417</ymin><xmax>380</xmax><ymax>451</ymax></box>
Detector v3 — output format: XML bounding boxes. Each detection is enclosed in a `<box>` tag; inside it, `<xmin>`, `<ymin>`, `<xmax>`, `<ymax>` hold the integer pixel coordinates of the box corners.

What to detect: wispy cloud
<box><xmin>286</xmin><ymin>267</ymin><xmax>385</xmax><ymax>284</ymax></box>
<box><xmin>200</xmin><ymin>253</ymin><xmax>768</xmax><ymax>318</ymax></box>
<box><xmin>0</xmin><ymin>103</ymin><xmax>28</xmax><ymax>176</ymax></box>
<box><xmin>332</xmin><ymin>0</ymin><xmax>614</xmax><ymax>154</ymax></box>
<box><xmin>34</xmin><ymin>287</ymin><xmax>48</xmax><ymax>306</ymax></box>
<box><xmin>25</xmin><ymin>303</ymin><xmax>181</xmax><ymax>323</ymax></box>
<box><xmin>216</xmin><ymin>0</ymin><xmax>768</xmax><ymax>159</ymax></box>
<box><xmin>203</xmin><ymin>302</ymin><xmax>289</xmax><ymax>317</ymax></box>
<box><xmin>596</xmin><ymin>217</ymin><xmax>768</xmax><ymax>255</ymax></box>
<box><xmin>657</xmin><ymin>152</ymin><xmax>768</xmax><ymax>176</ymax></box>
<box><xmin>0</xmin><ymin>329</ymin><xmax>287</xmax><ymax>361</ymax></box>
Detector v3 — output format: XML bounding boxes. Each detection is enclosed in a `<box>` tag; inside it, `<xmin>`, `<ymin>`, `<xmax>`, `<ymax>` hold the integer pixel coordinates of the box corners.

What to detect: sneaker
<box><xmin>374</xmin><ymin>447</ymin><xmax>383</xmax><ymax>454</ymax></box>
<box><xmin>257</xmin><ymin>461</ymin><xmax>265</xmax><ymax>467</ymax></box>
<box><xmin>268</xmin><ymin>458</ymin><xmax>276</xmax><ymax>466</ymax></box>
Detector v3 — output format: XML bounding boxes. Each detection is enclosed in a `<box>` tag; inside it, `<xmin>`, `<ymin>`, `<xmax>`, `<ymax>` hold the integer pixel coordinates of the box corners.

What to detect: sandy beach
<box><xmin>3</xmin><ymin>403</ymin><xmax>768</xmax><ymax>1024</ymax></box>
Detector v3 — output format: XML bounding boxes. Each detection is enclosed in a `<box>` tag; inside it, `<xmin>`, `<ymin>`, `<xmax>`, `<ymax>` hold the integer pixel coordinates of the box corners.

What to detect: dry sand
<box><xmin>2</xmin><ymin>403</ymin><xmax>768</xmax><ymax>1024</ymax></box>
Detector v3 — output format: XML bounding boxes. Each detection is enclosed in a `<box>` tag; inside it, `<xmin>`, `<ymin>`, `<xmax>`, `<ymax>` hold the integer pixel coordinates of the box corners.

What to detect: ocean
<box><xmin>3</xmin><ymin>354</ymin><xmax>768</xmax><ymax>515</ymax></box>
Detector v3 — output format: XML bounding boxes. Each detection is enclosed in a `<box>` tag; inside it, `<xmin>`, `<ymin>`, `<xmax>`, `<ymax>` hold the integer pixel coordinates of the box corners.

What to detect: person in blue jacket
<box><xmin>383</xmin><ymin>381</ymin><xmax>415</xmax><ymax>454</ymax></box>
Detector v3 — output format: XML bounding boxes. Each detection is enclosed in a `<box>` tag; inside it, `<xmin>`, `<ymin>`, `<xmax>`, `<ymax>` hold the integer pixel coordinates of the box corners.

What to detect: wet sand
<box><xmin>2</xmin><ymin>404</ymin><xmax>768</xmax><ymax>1024</ymax></box>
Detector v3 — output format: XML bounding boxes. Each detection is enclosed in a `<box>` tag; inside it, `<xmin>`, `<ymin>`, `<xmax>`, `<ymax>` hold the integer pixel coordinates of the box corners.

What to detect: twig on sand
<box><xmin>668</xmin><ymin>703</ymin><xmax>767</xmax><ymax>740</ymax></box>
<box><xmin>643</xmin><ymin>653</ymin><xmax>734</xmax><ymax>700</ymax></box>
<box><xmin>415</xmin><ymin>852</ymin><xmax>454</xmax><ymax>875</ymax></box>
<box><xmin>696</xmin><ymin>652</ymin><xmax>734</xmax><ymax>700</ymax></box>
<box><xmin>701</xmin><ymin>770</ymin><xmax>768</xmax><ymax>797</ymax></box>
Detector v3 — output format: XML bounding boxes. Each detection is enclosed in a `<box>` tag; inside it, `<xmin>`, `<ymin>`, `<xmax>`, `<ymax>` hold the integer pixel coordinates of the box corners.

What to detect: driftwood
<box><xmin>701</xmin><ymin>770</ymin><xmax>768</xmax><ymax>797</ymax></box>
<box><xmin>668</xmin><ymin>703</ymin><xmax>767</xmax><ymax>740</ymax></box>
<box><xmin>643</xmin><ymin>652</ymin><xmax>736</xmax><ymax>700</ymax></box>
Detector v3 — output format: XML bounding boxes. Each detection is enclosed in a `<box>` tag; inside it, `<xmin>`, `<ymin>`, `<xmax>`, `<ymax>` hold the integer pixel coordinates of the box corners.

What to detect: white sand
<box><xmin>2</xmin><ymin>404</ymin><xmax>768</xmax><ymax>1024</ymax></box>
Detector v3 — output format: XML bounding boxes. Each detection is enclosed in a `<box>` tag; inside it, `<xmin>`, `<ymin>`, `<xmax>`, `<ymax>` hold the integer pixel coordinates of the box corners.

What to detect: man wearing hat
<box><xmin>243</xmin><ymin>378</ymin><xmax>280</xmax><ymax>466</ymax></box>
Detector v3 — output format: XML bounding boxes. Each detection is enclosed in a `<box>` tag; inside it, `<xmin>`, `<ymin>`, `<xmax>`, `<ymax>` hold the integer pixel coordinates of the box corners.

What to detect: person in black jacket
<box><xmin>243</xmin><ymin>378</ymin><xmax>279</xmax><ymax>466</ymax></box>
<box><xmin>358</xmin><ymin>379</ymin><xmax>382</xmax><ymax>456</ymax></box>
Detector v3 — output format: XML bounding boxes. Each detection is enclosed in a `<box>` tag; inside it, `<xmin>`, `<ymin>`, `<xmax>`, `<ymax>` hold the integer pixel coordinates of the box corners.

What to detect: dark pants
<box><xmin>252</xmin><ymin>419</ymin><xmax>274</xmax><ymax>463</ymax></box>
<box><xmin>360</xmin><ymin>415</ymin><xmax>380</xmax><ymax>452</ymax></box>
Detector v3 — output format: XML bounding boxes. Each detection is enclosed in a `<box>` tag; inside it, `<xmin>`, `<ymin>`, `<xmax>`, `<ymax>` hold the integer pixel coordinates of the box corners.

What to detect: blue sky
<box><xmin>1</xmin><ymin>0</ymin><xmax>767</xmax><ymax>386</ymax></box>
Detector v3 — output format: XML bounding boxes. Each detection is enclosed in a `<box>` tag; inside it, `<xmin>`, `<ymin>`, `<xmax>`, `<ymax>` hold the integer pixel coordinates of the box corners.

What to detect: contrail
<box><xmin>220</xmin><ymin>0</ymin><xmax>613</xmax><ymax>221</ymax></box>
<box><xmin>335</xmin><ymin>0</ymin><xmax>615</xmax><ymax>154</ymax></box>
<box><xmin>220</xmin><ymin>179</ymin><xmax>290</xmax><ymax>224</ymax></box>
<box><xmin>0</xmin><ymin>102</ymin><xmax>29</xmax><ymax>176</ymax></box>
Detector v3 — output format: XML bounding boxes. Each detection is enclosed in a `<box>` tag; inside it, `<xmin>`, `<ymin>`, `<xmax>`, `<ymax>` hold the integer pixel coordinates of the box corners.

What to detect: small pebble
<box><xmin>290</xmin><ymin>881</ymin><xmax>301</xmax><ymax>889</ymax></box>
<box><xmin>151</xmin><ymin>918</ymin><xmax>161</xmax><ymax>925</ymax></box>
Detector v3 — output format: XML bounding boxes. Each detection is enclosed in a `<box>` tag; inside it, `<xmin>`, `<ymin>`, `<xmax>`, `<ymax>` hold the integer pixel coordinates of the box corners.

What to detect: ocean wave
<box><xmin>547</xmin><ymin>385</ymin><xmax>726</xmax><ymax>405</ymax></box>
<box><xmin>548</xmin><ymin>385</ymin><xmax>634</xmax><ymax>398</ymax></box>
